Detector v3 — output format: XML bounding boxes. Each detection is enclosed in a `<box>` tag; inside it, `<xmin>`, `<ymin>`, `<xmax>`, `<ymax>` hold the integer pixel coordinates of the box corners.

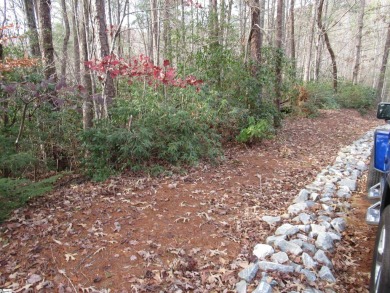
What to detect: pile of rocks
<box><xmin>236</xmin><ymin>129</ymin><xmax>376</xmax><ymax>293</ymax></box>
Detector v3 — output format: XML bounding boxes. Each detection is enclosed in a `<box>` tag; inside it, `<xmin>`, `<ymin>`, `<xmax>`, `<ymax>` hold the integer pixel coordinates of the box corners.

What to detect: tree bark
<box><xmin>317</xmin><ymin>0</ymin><xmax>337</xmax><ymax>92</ymax></box>
<box><xmin>377</xmin><ymin>22</ymin><xmax>390</xmax><ymax>102</ymax></box>
<box><xmin>60</xmin><ymin>0</ymin><xmax>70</xmax><ymax>81</ymax></box>
<box><xmin>81</xmin><ymin>0</ymin><xmax>93</xmax><ymax>129</ymax></box>
<box><xmin>37</xmin><ymin>0</ymin><xmax>57</xmax><ymax>81</ymax></box>
<box><xmin>290</xmin><ymin>0</ymin><xmax>296</xmax><ymax>75</ymax></box>
<box><xmin>304</xmin><ymin>1</ymin><xmax>317</xmax><ymax>82</ymax></box>
<box><xmin>95</xmin><ymin>0</ymin><xmax>115</xmax><ymax>118</ymax></box>
<box><xmin>275</xmin><ymin>0</ymin><xmax>283</xmax><ymax>112</ymax></box>
<box><xmin>249</xmin><ymin>0</ymin><xmax>261</xmax><ymax>66</ymax></box>
<box><xmin>72</xmin><ymin>0</ymin><xmax>81</xmax><ymax>82</ymax></box>
<box><xmin>23</xmin><ymin>0</ymin><xmax>41</xmax><ymax>58</ymax></box>
<box><xmin>352</xmin><ymin>0</ymin><xmax>365</xmax><ymax>85</ymax></box>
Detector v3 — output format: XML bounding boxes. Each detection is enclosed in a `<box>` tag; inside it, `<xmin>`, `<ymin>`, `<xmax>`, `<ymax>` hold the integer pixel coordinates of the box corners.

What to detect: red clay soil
<box><xmin>0</xmin><ymin>109</ymin><xmax>381</xmax><ymax>292</ymax></box>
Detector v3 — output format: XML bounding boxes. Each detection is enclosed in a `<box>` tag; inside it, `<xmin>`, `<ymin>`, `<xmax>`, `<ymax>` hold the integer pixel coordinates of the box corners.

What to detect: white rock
<box><xmin>271</xmin><ymin>251</ymin><xmax>289</xmax><ymax>264</ymax></box>
<box><xmin>262</xmin><ymin>215</ymin><xmax>281</xmax><ymax>225</ymax></box>
<box><xmin>253</xmin><ymin>244</ymin><xmax>274</xmax><ymax>260</ymax></box>
<box><xmin>275</xmin><ymin>224</ymin><xmax>299</xmax><ymax>236</ymax></box>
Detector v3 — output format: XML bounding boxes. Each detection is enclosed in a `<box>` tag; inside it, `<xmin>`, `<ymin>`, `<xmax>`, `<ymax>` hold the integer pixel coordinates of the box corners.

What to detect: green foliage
<box><xmin>0</xmin><ymin>175</ymin><xmax>59</xmax><ymax>222</ymax></box>
<box><xmin>305</xmin><ymin>81</ymin><xmax>376</xmax><ymax>113</ymax></box>
<box><xmin>237</xmin><ymin>117</ymin><xmax>274</xmax><ymax>143</ymax></box>
<box><xmin>81</xmin><ymin>85</ymin><xmax>222</xmax><ymax>181</ymax></box>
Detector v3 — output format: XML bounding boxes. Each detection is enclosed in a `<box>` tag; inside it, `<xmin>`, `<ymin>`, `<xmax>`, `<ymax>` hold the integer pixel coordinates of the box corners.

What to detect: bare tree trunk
<box><xmin>352</xmin><ymin>0</ymin><xmax>365</xmax><ymax>85</ymax></box>
<box><xmin>304</xmin><ymin>1</ymin><xmax>316</xmax><ymax>82</ymax></box>
<box><xmin>150</xmin><ymin>0</ymin><xmax>159</xmax><ymax>64</ymax></box>
<box><xmin>317</xmin><ymin>0</ymin><xmax>337</xmax><ymax>92</ymax></box>
<box><xmin>95</xmin><ymin>0</ymin><xmax>115</xmax><ymax>118</ymax></box>
<box><xmin>60</xmin><ymin>0</ymin><xmax>70</xmax><ymax>81</ymax></box>
<box><xmin>23</xmin><ymin>0</ymin><xmax>41</xmax><ymax>57</ymax></box>
<box><xmin>209</xmin><ymin>0</ymin><xmax>219</xmax><ymax>46</ymax></box>
<box><xmin>290</xmin><ymin>0</ymin><xmax>296</xmax><ymax>75</ymax></box>
<box><xmin>377</xmin><ymin>22</ymin><xmax>390</xmax><ymax>102</ymax></box>
<box><xmin>163</xmin><ymin>0</ymin><xmax>171</xmax><ymax>60</ymax></box>
<box><xmin>81</xmin><ymin>0</ymin><xmax>93</xmax><ymax>129</ymax></box>
<box><xmin>72</xmin><ymin>0</ymin><xmax>81</xmax><ymax>82</ymax></box>
<box><xmin>37</xmin><ymin>0</ymin><xmax>57</xmax><ymax>82</ymax></box>
<box><xmin>249</xmin><ymin>0</ymin><xmax>261</xmax><ymax>66</ymax></box>
<box><xmin>275</xmin><ymin>0</ymin><xmax>283</xmax><ymax>113</ymax></box>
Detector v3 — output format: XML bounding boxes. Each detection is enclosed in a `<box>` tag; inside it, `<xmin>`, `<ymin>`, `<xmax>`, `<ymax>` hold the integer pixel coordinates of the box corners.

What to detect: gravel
<box><xmin>236</xmin><ymin>128</ymin><xmax>378</xmax><ymax>292</ymax></box>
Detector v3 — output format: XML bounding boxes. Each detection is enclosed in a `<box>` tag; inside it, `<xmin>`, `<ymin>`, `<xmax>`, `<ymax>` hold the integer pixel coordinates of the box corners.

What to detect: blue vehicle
<box><xmin>366</xmin><ymin>102</ymin><xmax>390</xmax><ymax>292</ymax></box>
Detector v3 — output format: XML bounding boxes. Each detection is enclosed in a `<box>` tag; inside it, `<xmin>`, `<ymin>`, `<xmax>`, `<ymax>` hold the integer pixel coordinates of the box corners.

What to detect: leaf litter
<box><xmin>0</xmin><ymin>110</ymin><xmax>380</xmax><ymax>292</ymax></box>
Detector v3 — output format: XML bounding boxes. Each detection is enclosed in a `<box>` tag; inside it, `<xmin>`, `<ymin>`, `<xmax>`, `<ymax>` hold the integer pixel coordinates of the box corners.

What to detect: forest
<box><xmin>0</xmin><ymin>0</ymin><xmax>389</xmax><ymax>217</ymax></box>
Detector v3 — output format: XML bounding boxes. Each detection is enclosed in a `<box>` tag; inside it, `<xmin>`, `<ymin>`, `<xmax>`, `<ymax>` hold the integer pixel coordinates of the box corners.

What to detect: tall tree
<box><xmin>275</xmin><ymin>0</ymin><xmax>283</xmax><ymax>112</ymax></box>
<box><xmin>317</xmin><ymin>0</ymin><xmax>337</xmax><ymax>92</ymax></box>
<box><xmin>377</xmin><ymin>22</ymin><xmax>390</xmax><ymax>102</ymax></box>
<box><xmin>352</xmin><ymin>0</ymin><xmax>365</xmax><ymax>85</ymax></box>
<box><xmin>23</xmin><ymin>0</ymin><xmax>41</xmax><ymax>58</ymax></box>
<box><xmin>81</xmin><ymin>0</ymin><xmax>93</xmax><ymax>129</ymax></box>
<box><xmin>249</xmin><ymin>0</ymin><xmax>261</xmax><ymax>67</ymax></box>
<box><xmin>289</xmin><ymin>0</ymin><xmax>296</xmax><ymax>75</ymax></box>
<box><xmin>304</xmin><ymin>1</ymin><xmax>317</xmax><ymax>82</ymax></box>
<box><xmin>37</xmin><ymin>0</ymin><xmax>57</xmax><ymax>81</ymax></box>
<box><xmin>72</xmin><ymin>0</ymin><xmax>81</xmax><ymax>82</ymax></box>
<box><xmin>60</xmin><ymin>0</ymin><xmax>70</xmax><ymax>81</ymax></box>
<box><xmin>94</xmin><ymin>0</ymin><xmax>115</xmax><ymax>118</ymax></box>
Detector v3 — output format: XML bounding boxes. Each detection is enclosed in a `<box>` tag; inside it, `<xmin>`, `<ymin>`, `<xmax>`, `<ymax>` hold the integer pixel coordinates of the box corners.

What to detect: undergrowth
<box><xmin>0</xmin><ymin>175</ymin><xmax>60</xmax><ymax>222</ymax></box>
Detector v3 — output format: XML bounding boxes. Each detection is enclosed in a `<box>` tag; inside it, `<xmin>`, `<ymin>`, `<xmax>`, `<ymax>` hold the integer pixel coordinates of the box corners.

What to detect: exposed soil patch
<box><xmin>0</xmin><ymin>109</ymin><xmax>381</xmax><ymax>292</ymax></box>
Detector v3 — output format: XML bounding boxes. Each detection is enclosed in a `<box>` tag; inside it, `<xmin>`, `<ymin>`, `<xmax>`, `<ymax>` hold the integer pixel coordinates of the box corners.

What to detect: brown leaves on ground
<box><xmin>0</xmin><ymin>110</ymin><xmax>380</xmax><ymax>292</ymax></box>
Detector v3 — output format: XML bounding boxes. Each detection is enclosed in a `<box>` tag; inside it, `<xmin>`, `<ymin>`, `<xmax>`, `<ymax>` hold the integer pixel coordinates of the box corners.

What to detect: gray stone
<box><xmin>314</xmin><ymin>250</ymin><xmax>333</xmax><ymax>268</ymax></box>
<box><xmin>351</xmin><ymin>169</ymin><xmax>360</xmax><ymax>180</ymax></box>
<box><xmin>299</xmin><ymin>213</ymin><xmax>312</xmax><ymax>225</ymax></box>
<box><xmin>297</xmin><ymin>233</ymin><xmax>309</xmax><ymax>242</ymax></box>
<box><xmin>318</xmin><ymin>215</ymin><xmax>332</xmax><ymax>222</ymax></box>
<box><xmin>310</xmin><ymin>192</ymin><xmax>320</xmax><ymax>202</ymax></box>
<box><xmin>339</xmin><ymin>178</ymin><xmax>357</xmax><ymax>191</ymax></box>
<box><xmin>298</xmin><ymin>224</ymin><xmax>311</xmax><ymax>233</ymax></box>
<box><xmin>306</xmin><ymin>201</ymin><xmax>317</xmax><ymax>208</ymax></box>
<box><xmin>291</xmin><ymin>262</ymin><xmax>303</xmax><ymax>272</ymax></box>
<box><xmin>319</xmin><ymin>221</ymin><xmax>331</xmax><ymax>230</ymax></box>
<box><xmin>310</xmin><ymin>224</ymin><xmax>326</xmax><ymax>236</ymax></box>
<box><xmin>275</xmin><ymin>224</ymin><xmax>299</xmax><ymax>236</ymax></box>
<box><xmin>253</xmin><ymin>244</ymin><xmax>274</xmax><ymax>260</ymax></box>
<box><xmin>275</xmin><ymin>239</ymin><xmax>303</xmax><ymax>255</ymax></box>
<box><xmin>266</xmin><ymin>235</ymin><xmax>286</xmax><ymax>246</ymax></box>
<box><xmin>331</xmin><ymin>218</ymin><xmax>346</xmax><ymax>233</ymax></box>
<box><xmin>301</xmin><ymin>269</ymin><xmax>317</xmax><ymax>282</ymax></box>
<box><xmin>270</xmin><ymin>252</ymin><xmax>289</xmax><ymax>264</ymax></box>
<box><xmin>252</xmin><ymin>281</ymin><xmax>272</xmax><ymax>293</ymax></box>
<box><xmin>357</xmin><ymin>160</ymin><xmax>367</xmax><ymax>171</ymax></box>
<box><xmin>336</xmin><ymin>186</ymin><xmax>351</xmax><ymax>198</ymax></box>
<box><xmin>290</xmin><ymin>239</ymin><xmax>304</xmax><ymax>247</ymax></box>
<box><xmin>315</xmin><ymin>232</ymin><xmax>334</xmax><ymax>251</ymax></box>
<box><xmin>319</xmin><ymin>266</ymin><xmax>336</xmax><ymax>283</ymax></box>
<box><xmin>322</xmin><ymin>204</ymin><xmax>334</xmax><ymax>213</ymax></box>
<box><xmin>236</xmin><ymin>280</ymin><xmax>247</xmax><ymax>293</ymax></box>
<box><xmin>302</xmin><ymin>242</ymin><xmax>317</xmax><ymax>254</ymax></box>
<box><xmin>294</xmin><ymin>189</ymin><xmax>310</xmax><ymax>203</ymax></box>
<box><xmin>320</xmin><ymin>197</ymin><xmax>333</xmax><ymax>203</ymax></box>
<box><xmin>238</xmin><ymin>262</ymin><xmax>259</xmax><ymax>282</ymax></box>
<box><xmin>328</xmin><ymin>232</ymin><xmax>341</xmax><ymax>241</ymax></box>
<box><xmin>258</xmin><ymin>261</ymin><xmax>294</xmax><ymax>273</ymax></box>
<box><xmin>262</xmin><ymin>216</ymin><xmax>281</xmax><ymax>225</ymax></box>
<box><xmin>288</xmin><ymin>202</ymin><xmax>308</xmax><ymax>215</ymax></box>
<box><xmin>302</xmin><ymin>252</ymin><xmax>317</xmax><ymax>269</ymax></box>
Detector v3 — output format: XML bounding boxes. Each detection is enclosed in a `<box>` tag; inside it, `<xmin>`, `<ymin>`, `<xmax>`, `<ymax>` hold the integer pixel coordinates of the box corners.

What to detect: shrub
<box><xmin>237</xmin><ymin>116</ymin><xmax>274</xmax><ymax>143</ymax></box>
<box><xmin>0</xmin><ymin>175</ymin><xmax>59</xmax><ymax>222</ymax></box>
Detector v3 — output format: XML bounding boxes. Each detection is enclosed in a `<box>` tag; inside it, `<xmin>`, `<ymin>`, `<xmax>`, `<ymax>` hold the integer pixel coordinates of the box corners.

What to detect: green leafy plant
<box><xmin>0</xmin><ymin>175</ymin><xmax>60</xmax><ymax>222</ymax></box>
<box><xmin>237</xmin><ymin>117</ymin><xmax>274</xmax><ymax>143</ymax></box>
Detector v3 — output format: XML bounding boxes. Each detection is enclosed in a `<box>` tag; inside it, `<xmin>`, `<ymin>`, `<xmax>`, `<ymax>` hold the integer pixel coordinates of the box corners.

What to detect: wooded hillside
<box><xmin>0</xmin><ymin>0</ymin><xmax>389</xmax><ymax>183</ymax></box>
